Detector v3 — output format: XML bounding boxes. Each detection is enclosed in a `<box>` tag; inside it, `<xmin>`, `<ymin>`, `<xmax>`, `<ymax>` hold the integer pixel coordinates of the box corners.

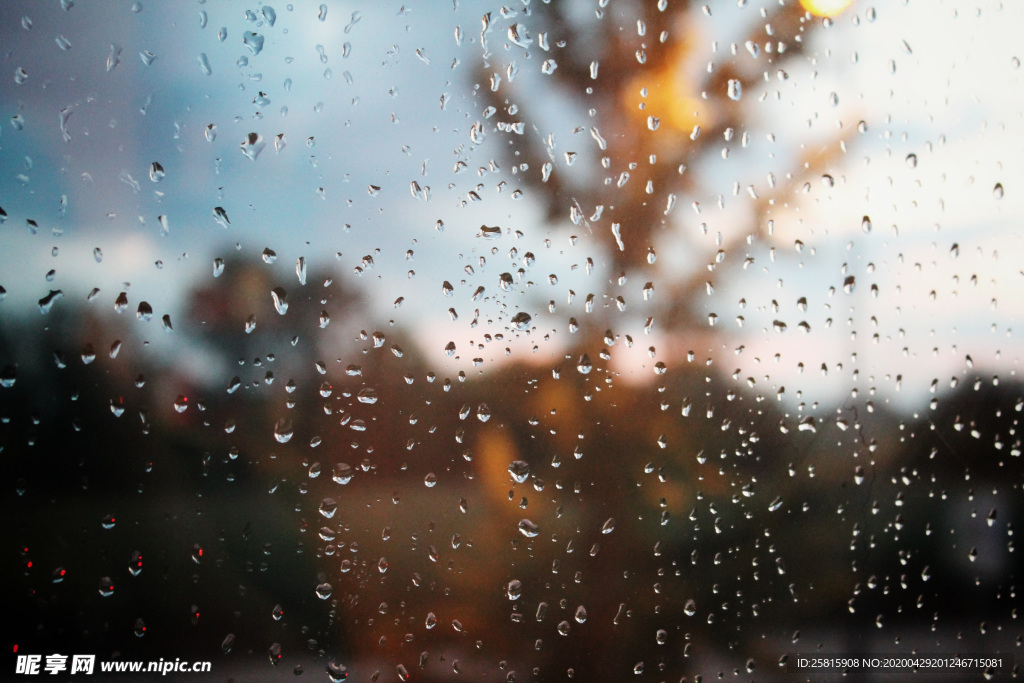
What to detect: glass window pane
<box><xmin>2</xmin><ymin>1</ymin><xmax>1020</xmax><ymax>679</ymax></box>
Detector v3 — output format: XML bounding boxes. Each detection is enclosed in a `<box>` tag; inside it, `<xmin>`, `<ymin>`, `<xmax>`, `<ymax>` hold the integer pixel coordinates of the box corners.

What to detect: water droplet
<box><xmin>213</xmin><ymin>206</ymin><xmax>230</xmax><ymax>228</ymax></box>
<box><xmin>507</xmin><ymin>460</ymin><xmax>530</xmax><ymax>484</ymax></box>
<box><xmin>315</xmin><ymin>582</ymin><xmax>333</xmax><ymax>599</ymax></box>
<box><xmin>106</xmin><ymin>44</ymin><xmax>122</xmax><ymax>72</ymax></box>
<box><xmin>557</xmin><ymin>620</ymin><xmax>571</xmax><ymax>636</ymax></box>
<box><xmin>424</xmin><ymin>473</ymin><xmax>437</xmax><ymax>488</ymax></box>
<box><xmin>268</xmin><ymin>643</ymin><xmax>282</xmax><ymax>665</ymax></box>
<box><xmin>35</xmin><ymin>289</ymin><xmax>64</xmax><ymax>316</ymax></box>
<box><xmin>576</xmin><ymin>354</ymin><xmax>592</xmax><ymax>374</ymax></box>
<box><xmin>327</xmin><ymin>661</ymin><xmax>348</xmax><ymax>682</ymax></box>
<box><xmin>994</xmin><ymin>182</ymin><xmax>1004</xmax><ymax>199</ymax></box>
<box><xmin>319</xmin><ymin>498</ymin><xmax>338</xmax><ymax>519</ymax></box>
<box><xmin>574</xmin><ymin>605</ymin><xmax>587</xmax><ymax>623</ymax></box>
<box><xmin>197</xmin><ymin>53</ymin><xmax>212</xmax><ymax>76</ymax></box>
<box><xmin>274</xmin><ymin>418</ymin><xmax>293</xmax><ymax>443</ymax></box>
<box><xmin>510</xmin><ymin>311</ymin><xmax>532</xmax><ymax>330</ymax></box>
<box><xmin>98</xmin><ymin>577</ymin><xmax>115</xmax><ymax>597</ymax></box>
<box><xmin>600</xmin><ymin>518</ymin><xmax>616</xmax><ymax>534</ymax></box>
<box><xmin>727</xmin><ymin>79</ymin><xmax>742</xmax><ymax>101</ymax></box>
<box><xmin>507</xmin><ymin>579</ymin><xmax>522</xmax><ymax>600</ymax></box>
<box><xmin>242</xmin><ymin>32</ymin><xmax>264</xmax><ymax>55</ymax></box>
<box><xmin>270</xmin><ymin>287</ymin><xmax>288</xmax><ymax>315</ymax></box>
<box><xmin>683</xmin><ymin>599</ymin><xmax>696</xmax><ymax>616</ymax></box>
<box><xmin>241</xmin><ymin>132</ymin><xmax>266</xmax><ymax>161</ymax></box>
<box><xmin>478</xmin><ymin>225</ymin><xmax>502</xmax><ymax>239</ymax></box>
<box><xmin>518</xmin><ymin>519</ymin><xmax>539</xmax><ymax>537</ymax></box>
<box><xmin>136</xmin><ymin>301</ymin><xmax>153</xmax><ymax>321</ymax></box>
<box><xmin>905</xmin><ymin>153</ymin><xmax>917</xmax><ymax>168</ymax></box>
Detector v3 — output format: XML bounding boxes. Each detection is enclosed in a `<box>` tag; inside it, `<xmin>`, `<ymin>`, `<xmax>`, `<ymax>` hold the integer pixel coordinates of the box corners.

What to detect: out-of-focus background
<box><xmin>1</xmin><ymin>0</ymin><xmax>1021</xmax><ymax>680</ymax></box>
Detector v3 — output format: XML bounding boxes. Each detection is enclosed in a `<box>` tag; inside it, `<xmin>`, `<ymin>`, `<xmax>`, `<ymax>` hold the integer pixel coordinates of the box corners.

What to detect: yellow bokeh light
<box><xmin>799</xmin><ymin>0</ymin><xmax>853</xmax><ymax>17</ymax></box>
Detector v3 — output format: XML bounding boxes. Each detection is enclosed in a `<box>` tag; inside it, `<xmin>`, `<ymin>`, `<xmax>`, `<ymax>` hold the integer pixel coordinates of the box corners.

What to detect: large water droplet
<box><xmin>273</xmin><ymin>417</ymin><xmax>293</xmax><ymax>443</ymax></box>
<box><xmin>270</xmin><ymin>287</ymin><xmax>288</xmax><ymax>314</ymax></box>
<box><xmin>242</xmin><ymin>32</ymin><xmax>264</xmax><ymax>55</ymax></box>
<box><xmin>727</xmin><ymin>79</ymin><xmax>742</xmax><ymax>101</ymax></box>
<box><xmin>510</xmin><ymin>311</ymin><xmax>532</xmax><ymax>330</ymax></box>
<box><xmin>508</xmin><ymin>460</ymin><xmax>530</xmax><ymax>483</ymax></box>
<box><xmin>241</xmin><ymin>132</ymin><xmax>266</xmax><ymax>161</ymax></box>
<box><xmin>212</xmin><ymin>206</ymin><xmax>230</xmax><ymax>228</ymax></box>
<box><xmin>319</xmin><ymin>498</ymin><xmax>338</xmax><ymax>519</ymax></box>
<box><xmin>518</xmin><ymin>519</ymin><xmax>539</xmax><ymax>537</ymax></box>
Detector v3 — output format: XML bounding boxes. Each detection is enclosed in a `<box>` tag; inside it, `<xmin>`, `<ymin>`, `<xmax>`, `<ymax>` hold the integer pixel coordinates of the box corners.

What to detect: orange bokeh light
<box><xmin>800</xmin><ymin>0</ymin><xmax>854</xmax><ymax>17</ymax></box>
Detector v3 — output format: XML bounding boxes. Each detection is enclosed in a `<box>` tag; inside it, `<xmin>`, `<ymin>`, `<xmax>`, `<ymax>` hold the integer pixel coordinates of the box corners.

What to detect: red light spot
<box><xmin>26</xmin><ymin>561</ymin><xmax>32</xmax><ymax>568</ymax></box>
<box><xmin>198</xmin><ymin>548</ymin><xmax>203</xmax><ymax>556</ymax></box>
<box><xmin>60</xmin><ymin>569</ymin><xmax>66</xmax><ymax>576</ymax></box>
<box><xmin>13</xmin><ymin>644</ymin><xmax>19</xmax><ymax>653</ymax></box>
